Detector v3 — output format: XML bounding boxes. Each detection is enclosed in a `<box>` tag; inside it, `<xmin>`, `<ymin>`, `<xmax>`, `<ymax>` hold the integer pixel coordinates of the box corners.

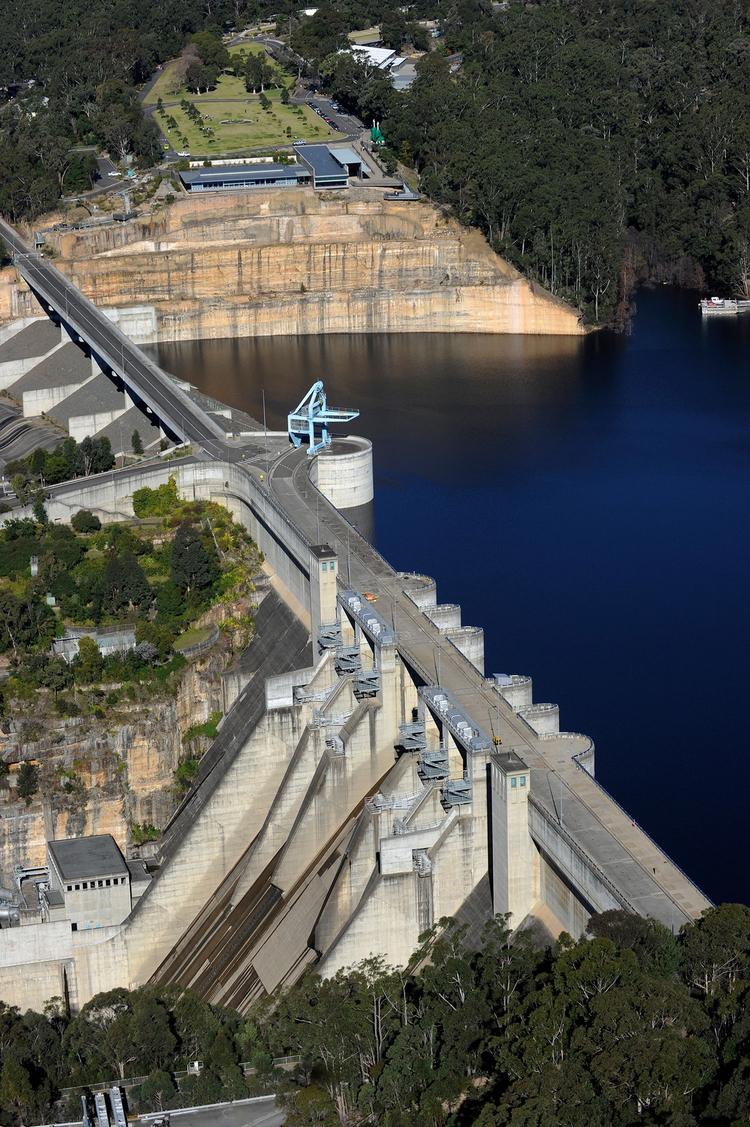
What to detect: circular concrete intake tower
<box><xmin>310</xmin><ymin>436</ymin><xmax>374</xmax><ymax>510</ymax></box>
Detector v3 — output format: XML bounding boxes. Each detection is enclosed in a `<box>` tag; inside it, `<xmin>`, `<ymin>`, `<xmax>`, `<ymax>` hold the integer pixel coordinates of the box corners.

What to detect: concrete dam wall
<box><xmin>0</xmin><ymin>190</ymin><xmax>585</xmax><ymax>340</ymax></box>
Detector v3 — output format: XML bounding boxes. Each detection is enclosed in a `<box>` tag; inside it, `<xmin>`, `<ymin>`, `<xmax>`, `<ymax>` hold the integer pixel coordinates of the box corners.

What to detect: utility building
<box><xmin>47</xmin><ymin>836</ymin><xmax>132</xmax><ymax>930</ymax></box>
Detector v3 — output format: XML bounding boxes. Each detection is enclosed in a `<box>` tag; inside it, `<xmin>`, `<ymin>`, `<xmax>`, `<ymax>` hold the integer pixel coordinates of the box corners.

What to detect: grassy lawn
<box><xmin>147</xmin><ymin>44</ymin><xmax>334</xmax><ymax>154</ymax></box>
<box><xmin>145</xmin><ymin>43</ymin><xmax>282</xmax><ymax>104</ymax></box>
<box><xmin>174</xmin><ymin>625</ymin><xmax>215</xmax><ymax>651</ymax></box>
<box><xmin>156</xmin><ymin>93</ymin><xmax>333</xmax><ymax>154</ymax></box>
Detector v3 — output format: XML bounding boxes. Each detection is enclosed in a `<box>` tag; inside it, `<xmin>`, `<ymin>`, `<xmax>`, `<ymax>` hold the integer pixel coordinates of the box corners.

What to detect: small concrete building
<box><xmin>52</xmin><ymin>626</ymin><xmax>136</xmax><ymax>663</ymax></box>
<box><xmin>47</xmin><ymin>836</ymin><xmax>131</xmax><ymax>930</ymax></box>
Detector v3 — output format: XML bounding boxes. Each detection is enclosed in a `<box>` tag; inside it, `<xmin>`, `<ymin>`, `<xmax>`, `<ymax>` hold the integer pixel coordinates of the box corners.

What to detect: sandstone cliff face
<box><xmin>1</xmin><ymin>189</ymin><xmax>585</xmax><ymax>338</ymax></box>
<box><xmin>0</xmin><ymin>638</ymin><xmax>231</xmax><ymax>875</ymax></box>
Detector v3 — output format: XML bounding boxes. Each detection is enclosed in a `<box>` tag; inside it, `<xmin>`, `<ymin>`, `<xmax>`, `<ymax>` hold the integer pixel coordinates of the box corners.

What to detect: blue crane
<box><xmin>287</xmin><ymin>381</ymin><xmax>359</xmax><ymax>455</ymax></box>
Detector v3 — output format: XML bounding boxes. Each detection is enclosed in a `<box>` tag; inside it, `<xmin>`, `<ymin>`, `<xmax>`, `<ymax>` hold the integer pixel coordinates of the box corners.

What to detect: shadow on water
<box><xmin>148</xmin><ymin>289</ymin><xmax>750</xmax><ymax>905</ymax></box>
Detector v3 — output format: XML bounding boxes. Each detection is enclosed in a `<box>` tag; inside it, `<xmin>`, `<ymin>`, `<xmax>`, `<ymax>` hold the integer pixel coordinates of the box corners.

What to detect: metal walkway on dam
<box><xmin>0</xmin><ymin>216</ymin><xmax>712</xmax><ymax>1008</ymax></box>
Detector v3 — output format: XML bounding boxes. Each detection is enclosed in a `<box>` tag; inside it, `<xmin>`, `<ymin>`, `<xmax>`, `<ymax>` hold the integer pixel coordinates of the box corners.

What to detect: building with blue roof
<box><xmin>179</xmin><ymin>163</ymin><xmax>311</xmax><ymax>192</ymax></box>
<box><xmin>293</xmin><ymin>145</ymin><xmax>349</xmax><ymax>189</ymax></box>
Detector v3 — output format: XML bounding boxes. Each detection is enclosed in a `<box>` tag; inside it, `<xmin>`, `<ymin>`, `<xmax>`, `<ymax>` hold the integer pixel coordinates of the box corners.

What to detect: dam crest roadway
<box><xmin>0</xmin><ymin>217</ymin><xmax>711</xmax><ymax>1013</ymax></box>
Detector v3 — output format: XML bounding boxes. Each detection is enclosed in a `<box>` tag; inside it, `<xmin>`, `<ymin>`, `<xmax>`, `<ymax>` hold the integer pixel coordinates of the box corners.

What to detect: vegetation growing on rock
<box><xmin>0</xmin><ymin>487</ymin><xmax>262</xmax><ymax>833</ymax></box>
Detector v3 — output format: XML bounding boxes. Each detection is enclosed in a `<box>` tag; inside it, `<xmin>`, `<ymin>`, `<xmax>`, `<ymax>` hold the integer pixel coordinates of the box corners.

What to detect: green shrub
<box><xmin>71</xmin><ymin>509</ymin><xmax>101</xmax><ymax>533</ymax></box>
<box><xmin>182</xmin><ymin>710</ymin><xmax>222</xmax><ymax>745</ymax></box>
<box><xmin>130</xmin><ymin>821</ymin><xmax>161</xmax><ymax>845</ymax></box>
<box><xmin>174</xmin><ymin>756</ymin><xmax>200</xmax><ymax>793</ymax></box>
<box><xmin>132</xmin><ymin>476</ymin><xmax>180</xmax><ymax>518</ymax></box>
<box><xmin>17</xmin><ymin>761</ymin><xmax>39</xmax><ymax>804</ymax></box>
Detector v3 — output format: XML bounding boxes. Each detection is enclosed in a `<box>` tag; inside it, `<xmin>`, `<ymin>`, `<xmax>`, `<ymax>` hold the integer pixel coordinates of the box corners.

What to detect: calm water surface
<box><xmin>149</xmin><ymin>288</ymin><xmax>750</xmax><ymax>906</ymax></box>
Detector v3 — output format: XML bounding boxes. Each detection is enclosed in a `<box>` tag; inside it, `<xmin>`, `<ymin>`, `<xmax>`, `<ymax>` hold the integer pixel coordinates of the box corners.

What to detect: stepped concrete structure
<box><xmin>0</xmin><ymin>218</ymin><xmax>711</xmax><ymax>1014</ymax></box>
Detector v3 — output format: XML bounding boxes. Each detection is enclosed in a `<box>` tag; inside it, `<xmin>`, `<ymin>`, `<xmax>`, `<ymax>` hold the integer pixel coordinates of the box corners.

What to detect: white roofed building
<box><xmin>350</xmin><ymin>45</ymin><xmax>404</xmax><ymax>69</ymax></box>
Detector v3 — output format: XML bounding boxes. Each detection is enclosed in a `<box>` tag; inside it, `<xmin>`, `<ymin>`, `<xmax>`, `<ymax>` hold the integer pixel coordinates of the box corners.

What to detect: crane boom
<box><xmin>287</xmin><ymin>380</ymin><xmax>359</xmax><ymax>455</ymax></box>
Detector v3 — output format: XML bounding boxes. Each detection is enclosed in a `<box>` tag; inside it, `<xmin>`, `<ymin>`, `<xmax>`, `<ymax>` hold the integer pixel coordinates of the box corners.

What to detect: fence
<box><xmin>174</xmin><ymin>624</ymin><xmax>220</xmax><ymax>660</ymax></box>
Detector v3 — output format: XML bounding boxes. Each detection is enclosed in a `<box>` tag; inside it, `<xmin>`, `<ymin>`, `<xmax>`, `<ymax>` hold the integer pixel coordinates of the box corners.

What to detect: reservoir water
<box><xmin>148</xmin><ymin>287</ymin><xmax>750</xmax><ymax>907</ymax></box>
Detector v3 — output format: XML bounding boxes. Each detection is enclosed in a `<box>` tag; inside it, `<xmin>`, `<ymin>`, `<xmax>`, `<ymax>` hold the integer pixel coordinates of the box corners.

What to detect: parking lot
<box><xmin>301</xmin><ymin>93</ymin><xmax>362</xmax><ymax>136</ymax></box>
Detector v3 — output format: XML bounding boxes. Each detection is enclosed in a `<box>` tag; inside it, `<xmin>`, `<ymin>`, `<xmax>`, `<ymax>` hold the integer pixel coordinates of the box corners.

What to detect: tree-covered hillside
<box><xmin>0</xmin><ymin>0</ymin><xmax>261</xmax><ymax>215</ymax></box>
<box><xmin>319</xmin><ymin>0</ymin><xmax>750</xmax><ymax>323</ymax></box>
<box><xmin>1</xmin><ymin>905</ymin><xmax>749</xmax><ymax>1125</ymax></box>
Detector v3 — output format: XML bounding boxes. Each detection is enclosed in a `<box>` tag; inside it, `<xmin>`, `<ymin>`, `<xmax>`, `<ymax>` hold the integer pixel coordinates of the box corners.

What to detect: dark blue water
<box><xmin>150</xmin><ymin>288</ymin><xmax>750</xmax><ymax>906</ymax></box>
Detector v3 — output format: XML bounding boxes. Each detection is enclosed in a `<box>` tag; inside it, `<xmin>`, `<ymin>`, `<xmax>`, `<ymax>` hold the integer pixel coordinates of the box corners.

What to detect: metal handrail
<box><xmin>569</xmin><ymin>750</ymin><xmax>713</xmax><ymax>907</ymax></box>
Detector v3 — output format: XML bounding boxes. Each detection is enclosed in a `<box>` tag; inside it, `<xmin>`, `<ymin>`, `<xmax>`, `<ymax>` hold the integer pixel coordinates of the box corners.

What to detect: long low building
<box><xmin>179</xmin><ymin>148</ymin><xmax>365</xmax><ymax>194</ymax></box>
<box><xmin>179</xmin><ymin>163</ymin><xmax>312</xmax><ymax>192</ymax></box>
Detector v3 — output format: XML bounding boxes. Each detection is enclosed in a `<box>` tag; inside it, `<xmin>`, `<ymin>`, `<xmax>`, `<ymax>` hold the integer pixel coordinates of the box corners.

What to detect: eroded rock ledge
<box><xmin>1</xmin><ymin>189</ymin><xmax>585</xmax><ymax>339</ymax></box>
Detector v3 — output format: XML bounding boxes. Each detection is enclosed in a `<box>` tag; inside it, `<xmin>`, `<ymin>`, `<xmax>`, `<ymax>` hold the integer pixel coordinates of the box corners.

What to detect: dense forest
<box><xmin>0</xmin><ymin>905</ymin><xmax>748</xmax><ymax>1126</ymax></box>
<box><xmin>311</xmin><ymin>0</ymin><xmax>750</xmax><ymax>322</ymax></box>
<box><xmin>0</xmin><ymin>0</ymin><xmax>264</xmax><ymax>215</ymax></box>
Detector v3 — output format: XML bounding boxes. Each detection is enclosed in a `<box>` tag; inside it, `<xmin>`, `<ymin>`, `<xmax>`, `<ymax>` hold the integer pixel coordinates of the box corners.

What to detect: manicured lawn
<box><xmin>147</xmin><ymin>44</ymin><xmax>335</xmax><ymax>154</ymax></box>
<box><xmin>145</xmin><ymin>44</ymin><xmax>283</xmax><ymax>106</ymax></box>
<box><xmin>156</xmin><ymin>93</ymin><xmax>333</xmax><ymax>154</ymax></box>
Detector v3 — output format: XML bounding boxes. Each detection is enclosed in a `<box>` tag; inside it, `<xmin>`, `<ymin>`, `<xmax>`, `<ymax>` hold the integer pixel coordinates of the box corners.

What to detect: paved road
<box><xmin>0</xmin><ymin>220</ymin><xmax>230</xmax><ymax>461</ymax></box>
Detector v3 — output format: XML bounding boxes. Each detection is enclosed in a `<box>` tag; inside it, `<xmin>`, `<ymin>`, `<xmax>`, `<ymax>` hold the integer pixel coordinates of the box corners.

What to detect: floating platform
<box><xmin>699</xmin><ymin>296</ymin><xmax>750</xmax><ymax>316</ymax></box>
<box><xmin>700</xmin><ymin>296</ymin><xmax>738</xmax><ymax>315</ymax></box>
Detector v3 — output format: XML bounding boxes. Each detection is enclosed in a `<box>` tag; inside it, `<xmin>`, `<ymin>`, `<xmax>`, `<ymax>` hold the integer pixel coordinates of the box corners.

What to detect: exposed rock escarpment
<box><xmin>0</xmin><ymin>611</ymin><xmax>245</xmax><ymax>876</ymax></box>
<box><xmin>0</xmin><ymin>189</ymin><xmax>585</xmax><ymax>338</ymax></box>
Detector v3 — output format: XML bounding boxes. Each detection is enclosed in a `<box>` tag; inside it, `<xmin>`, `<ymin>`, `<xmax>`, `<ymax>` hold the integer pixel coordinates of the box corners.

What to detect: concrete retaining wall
<box><xmin>0</xmin><ymin>342</ymin><xmax>65</xmax><ymax>389</ymax></box>
<box><xmin>528</xmin><ymin>798</ymin><xmax>627</xmax><ymax>935</ymax></box>
<box><xmin>69</xmin><ymin>406</ymin><xmax>127</xmax><ymax>443</ymax></box>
